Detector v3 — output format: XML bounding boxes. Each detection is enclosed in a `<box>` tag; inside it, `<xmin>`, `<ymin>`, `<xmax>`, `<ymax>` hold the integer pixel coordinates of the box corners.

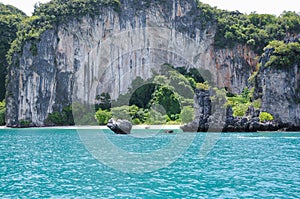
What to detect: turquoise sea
<box><xmin>0</xmin><ymin>128</ymin><xmax>299</xmax><ymax>198</ymax></box>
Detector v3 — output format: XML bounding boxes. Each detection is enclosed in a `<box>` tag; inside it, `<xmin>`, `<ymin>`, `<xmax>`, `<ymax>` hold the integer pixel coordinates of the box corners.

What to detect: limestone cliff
<box><xmin>254</xmin><ymin>41</ymin><xmax>300</xmax><ymax>127</ymax></box>
<box><xmin>256</xmin><ymin>64</ymin><xmax>300</xmax><ymax>127</ymax></box>
<box><xmin>6</xmin><ymin>0</ymin><xmax>257</xmax><ymax>126</ymax></box>
<box><xmin>181</xmin><ymin>36</ymin><xmax>300</xmax><ymax>132</ymax></box>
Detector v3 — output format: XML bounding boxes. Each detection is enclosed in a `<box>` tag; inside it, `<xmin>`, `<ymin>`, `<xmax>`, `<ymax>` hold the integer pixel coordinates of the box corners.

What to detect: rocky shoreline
<box><xmin>181</xmin><ymin>89</ymin><xmax>300</xmax><ymax>132</ymax></box>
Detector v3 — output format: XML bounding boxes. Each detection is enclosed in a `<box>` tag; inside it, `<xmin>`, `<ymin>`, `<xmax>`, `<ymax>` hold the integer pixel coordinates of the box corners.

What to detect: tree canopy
<box><xmin>4</xmin><ymin>0</ymin><xmax>300</xmax><ymax>62</ymax></box>
<box><xmin>264</xmin><ymin>40</ymin><xmax>300</xmax><ymax>69</ymax></box>
<box><xmin>0</xmin><ymin>3</ymin><xmax>25</xmax><ymax>100</ymax></box>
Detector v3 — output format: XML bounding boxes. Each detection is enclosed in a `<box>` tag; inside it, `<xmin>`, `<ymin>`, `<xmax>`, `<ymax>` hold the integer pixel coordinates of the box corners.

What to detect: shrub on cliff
<box><xmin>196</xmin><ymin>82</ymin><xmax>209</xmax><ymax>90</ymax></box>
<box><xmin>259</xmin><ymin>112</ymin><xmax>274</xmax><ymax>123</ymax></box>
<box><xmin>225</xmin><ymin>87</ymin><xmax>261</xmax><ymax>117</ymax></box>
<box><xmin>264</xmin><ymin>40</ymin><xmax>300</xmax><ymax>69</ymax></box>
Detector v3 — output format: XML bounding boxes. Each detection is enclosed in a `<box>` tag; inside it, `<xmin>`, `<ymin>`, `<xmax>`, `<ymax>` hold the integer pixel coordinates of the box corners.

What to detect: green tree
<box><xmin>111</xmin><ymin>105</ymin><xmax>131</xmax><ymax>120</ymax></box>
<box><xmin>145</xmin><ymin>107</ymin><xmax>168</xmax><ymax>125</ymax></box>
<box><xmin>0</xmin><ymin>3</ymin><xmax>25</xmax><ymax>100</ymax></box>
<box><xmin>152</xmin><ymin>86</ymin><xmax>181</xmax><ymax>118</ymax></box>
<box><xmin>168</xmin><ymin>70</ymin><xmax>194</xmax><ymax>99</ymax></box>
<box><xmin>129</xmin><ymin>83</ymin><xmax>156</xmax><ymax>108</ymax></box>
<box><xmin>180</xmin><ymin>106</ymin><xmax>194</xmax><ymax>124</ymax></box>
<box><xmin>0</xmin><ymin>100</ymin><xmax>5</xmax><ymax>125</ymax></box>
<box><xmin>45</xmin><ymin>105</ymin><xmax>75</xmax><ymax>126</ymax></box>
<box><xmin>214</xmin><ymin>7</ymin><xmax>300</xmax><ymax>53</ymax></box>
<box><xmin>95</xmin><ymin>109</ymin><xmax>112</xmax><ymax>125</ymax></box>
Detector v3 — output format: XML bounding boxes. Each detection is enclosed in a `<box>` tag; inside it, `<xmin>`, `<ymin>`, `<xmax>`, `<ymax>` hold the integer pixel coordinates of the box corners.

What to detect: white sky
<box><xmin>0</xmin><ymin>0</ymin><xmax>299</xmax><ymax>16</ymax></box>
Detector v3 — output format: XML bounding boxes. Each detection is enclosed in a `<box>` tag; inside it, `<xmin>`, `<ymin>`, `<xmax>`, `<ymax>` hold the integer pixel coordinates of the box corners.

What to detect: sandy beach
<box><xmin>0</xmin><ymin>125</ymin><xmax>182</xmax><ymax>130</ymax></box>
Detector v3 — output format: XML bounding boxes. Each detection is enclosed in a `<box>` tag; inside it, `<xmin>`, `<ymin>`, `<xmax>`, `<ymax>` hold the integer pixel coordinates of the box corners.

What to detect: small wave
<box><xmin>236</xmin><ymin>136</ymin><xmax>272</xmax><ymax>139</ymax></box>
<box><xmin>281</xmin><ymin>137</ymin><xmax>300</xmax><ymax>139</ymax></box>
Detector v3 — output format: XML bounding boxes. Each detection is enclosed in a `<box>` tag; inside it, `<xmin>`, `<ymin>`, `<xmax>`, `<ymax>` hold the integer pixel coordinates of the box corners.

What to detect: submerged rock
<box><xmin>107</xmin><ymin>118</ymin><xmax>132</xmax><ymax>134</ymax></box>
<box><xmin>164</xmin><ymin>130</ymin><xmax>174</xmax><ymax>134</ymax></box>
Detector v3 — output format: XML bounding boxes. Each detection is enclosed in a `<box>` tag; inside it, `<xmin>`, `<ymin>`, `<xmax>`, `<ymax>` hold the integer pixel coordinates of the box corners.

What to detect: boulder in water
<box><xmin>107</xmin><ymin>118</ymin><xmax>132</xmax><ymax>134</ymax></box>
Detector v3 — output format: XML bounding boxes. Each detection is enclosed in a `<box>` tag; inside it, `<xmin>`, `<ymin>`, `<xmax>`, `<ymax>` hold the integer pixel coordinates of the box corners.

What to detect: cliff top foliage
<box><xmin>0</xmin><ymin>3</ymin><xmax>25</xmax><ymax>100</ymax></box>
<box><xmin>0</xmin><ymin>3</ymin><xmax>25</xmax><ymax>59</ymax></box>
<box><xmin>5</xmin><ymin>0</ymin><xmax>300</xmax><ymax>65</ymax></box>
<box><xmin>7</xmin><ymin>0</ymin><xmax>121</xmax><ymax>64</ymax></box>
<box><xmin>196</xmin><ymin>1</ymin><xmax>300</xmax><ymax>53</ymax></box>
<box><xmin>263</xmin><ymin>40</ymin><xmax>300</xmax><ymax>69</ymax></box>
<box><xmin>0</xmin><ymin>3</ymin><xmax>26</xmax><ymax>16</ymax></box>
<box><xmin>213</xmin><ymin>10</ymin><xmax>300</xmax><ymax>53</ymax></box>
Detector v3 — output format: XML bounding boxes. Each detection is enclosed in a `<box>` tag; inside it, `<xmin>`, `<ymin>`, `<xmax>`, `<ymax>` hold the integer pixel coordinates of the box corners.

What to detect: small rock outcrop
<box><xmin>181</xmin><ymin>89</ymin><xmax>300</xmax><ymax>132</ymax></box>
<box><xmin>223</xmin><ymin>106</ymin><xmax>282</xmax><ymax>132</ymax></box>
<box><xmin>107</xmin><ymin>118</ymin><xmax>132</xmax><ymax>134</ymax></box>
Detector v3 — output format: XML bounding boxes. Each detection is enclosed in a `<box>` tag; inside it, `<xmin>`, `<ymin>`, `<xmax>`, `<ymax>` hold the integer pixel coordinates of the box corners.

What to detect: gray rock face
<box><xmin>224</xmin><ymin>106</ymin><xmax>283</xmax><ymax>132</ymax></box>
<box><xmin>181</xmin><ymin>36</ymin><xmax>300</xmax><ymax>132</ymax></box>
<box><xmin>255</xmin><ymin>41</ymin><xmax>300</xmax><ymax>127</ymax></box>
<box><xmin>182</xmin><ymin>92</ymin><xmax>300</xmax><ymax>132</ymax></box>
<box><xmin>6</xmin><ymin>30</ymin><xmax>60</xmax><ymax>127</ymax></box>
<box><xmin>258</xmin><ymin>65</ymin><xmax>300</xmax><ymax>127</ymax></box>
<box><xmin>107</xmin><ymin>118</ymin><xmax>132</xmax><ymax>134</ymax></box>
<box><xmin>6</xmin><ymin>0</ymin><xmax>256</xmax><ymax>127</ymax></box>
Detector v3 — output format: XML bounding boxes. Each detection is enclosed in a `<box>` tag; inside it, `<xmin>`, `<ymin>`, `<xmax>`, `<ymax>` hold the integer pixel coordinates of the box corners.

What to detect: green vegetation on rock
<box><xmin>45</xmin><ymin>106</ymin><xmax>74</xmax><ymax>126</ymax></box>
<box><xmin>7</xmin><ymin>0</ymin><xmax>121</xmax><ymax>65</ymax></box>
<box><xmin>180</xmin><ymin>106</ymin><xmax>194</xmax><ymax>124</ymax></box>
<box><xmin>0</xmin><ymin>3</ymin><xmax>25</xmax><ymax>100</ymax></box>
<box><xmin>214</xmin><ymin>10</ymin><xmax>300</xmax><ymax>53</ymax></box>
<box><xmin>259</xmin><ymin>112</ymin><xmax>274</xmax><ymax>123</ymax></box>
<box><xmin>226</xmin><ymin>87</ymin><xmax>261</xmax><ymax>117</ymax></box>
<box><xmin>0</xmin><ymin>100</ymin><xmax>5</xmax><ymax>125</ymax></box>
<box><xmin>197</xmin><ymin>1</ymin><xmax>300</xmax><ymax>53</ymax></box>
<box><xmin>186</xmin><ymin>1</ymin><xmax>291</xmax><ymax>52</ymax></box>
<box><xmin>264</xmin><ymin>40</ymin><xmax>300</xmax><ymax>69</ymax></box>
<box><xmin>196</xmin><ymin>81</ymin><xmax>210</xmax><ymax>90</ymax></box>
